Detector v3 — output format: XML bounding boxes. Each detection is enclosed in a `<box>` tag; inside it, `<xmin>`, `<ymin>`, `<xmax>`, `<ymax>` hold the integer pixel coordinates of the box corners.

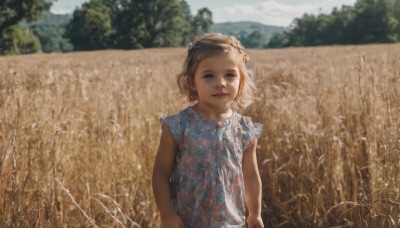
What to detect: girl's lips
<box><xmin>212</xmin><ymin>93</ymin><xmax>229</xmax><ymax>96</ymax></box>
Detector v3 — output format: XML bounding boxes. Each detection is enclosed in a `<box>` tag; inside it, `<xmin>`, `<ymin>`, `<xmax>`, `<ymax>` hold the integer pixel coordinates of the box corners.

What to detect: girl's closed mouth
<box><xmin>213</xmin><ymin>92</ymin><xmax>229</xmax><ymax>96</ymax></box>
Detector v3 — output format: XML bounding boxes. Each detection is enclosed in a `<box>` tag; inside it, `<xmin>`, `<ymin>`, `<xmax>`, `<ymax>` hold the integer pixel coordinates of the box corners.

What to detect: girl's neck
<box><xmin>193</xmin><ymin>103</ymin><xmax>233</xmax><ymax>122</ymax></box>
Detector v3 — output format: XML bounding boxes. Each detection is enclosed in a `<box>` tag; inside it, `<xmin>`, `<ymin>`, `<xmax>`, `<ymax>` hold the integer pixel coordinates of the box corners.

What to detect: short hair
<box><xmin>176</xmin><ymin>33</ymin><xmax>256</xmax><ymax>110</ymax></box>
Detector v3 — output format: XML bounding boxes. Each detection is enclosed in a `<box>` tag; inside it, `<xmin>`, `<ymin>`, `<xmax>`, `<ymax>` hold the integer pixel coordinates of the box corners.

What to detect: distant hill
<box><xmin>211</xmin><ymin>21</ymin><xmax>286</xmax><ymax>43</ymax></box>
<box><xmin>21</xmin><ymin>11</ymin><xmax>71</xmax><ymax>26</ymax></box>
<box><xmin>35</xmin><ymin>11</ymin><xmax>72</xmax><ymax>25</ymax></box>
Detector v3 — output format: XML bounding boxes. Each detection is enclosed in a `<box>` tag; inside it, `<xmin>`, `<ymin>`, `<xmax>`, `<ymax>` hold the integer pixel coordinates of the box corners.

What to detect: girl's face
<box><xmin>190</xmin><ymin>52</ymin><xmax>241</xmax><ymax>110</ymax></box>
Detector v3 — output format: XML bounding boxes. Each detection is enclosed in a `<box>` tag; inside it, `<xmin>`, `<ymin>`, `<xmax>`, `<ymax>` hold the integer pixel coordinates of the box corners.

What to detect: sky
<box><xmin>50</xmin><ymin>0</ymin><xmax>357</xmax><ymax>27</ymax></box>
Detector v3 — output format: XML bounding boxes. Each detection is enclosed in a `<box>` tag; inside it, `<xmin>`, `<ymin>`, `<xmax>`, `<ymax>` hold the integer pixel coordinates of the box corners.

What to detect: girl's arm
<box><xmin>242</xmin><ymin>139</ymin><xmax>264</xmax><ymax>228</ymax></box>
<box><xmin>152</xmin><ymin>125</ymin><xmax>184</xmax><ymax>227</ymax></box>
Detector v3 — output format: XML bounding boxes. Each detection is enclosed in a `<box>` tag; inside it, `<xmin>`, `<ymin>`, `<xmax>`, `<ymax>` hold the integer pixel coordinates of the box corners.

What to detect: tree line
<box><xmin>267</xmin><ymin>0</ymin><xmax>400</xmax><ymax>48</ymax></box>
<box><xmin>1</xmin><ymin>0</ymin><xmax>400</xmax><ymax>55</ymax></box>
<box><xmin>64</xmin><ymin>0</ymin><xmax>212</xmax><ymax>51</ymax></box>
<box><xmin>0</xmin><ymin>0</ymin><xmax>212</xmax><ymax>54</ymax></box>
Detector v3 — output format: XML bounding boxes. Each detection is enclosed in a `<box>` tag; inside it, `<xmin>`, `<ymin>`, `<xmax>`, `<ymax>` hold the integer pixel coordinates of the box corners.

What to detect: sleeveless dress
<box><xmin>160</xmin><ymin>106</ymin><xmax>263</xmax><ymax>227</ymax></box>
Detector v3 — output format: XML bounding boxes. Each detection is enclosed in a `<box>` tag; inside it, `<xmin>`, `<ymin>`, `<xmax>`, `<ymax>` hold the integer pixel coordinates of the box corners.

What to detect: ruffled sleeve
<box><xmin>160</xmin><ymin>112</ymin><xmax>184</xmax><ymax>146</ymax></box>
<box><xmin>240</xmin><ymin>116</ymin><xmax>263</xmax><ymax>150</ymax></box>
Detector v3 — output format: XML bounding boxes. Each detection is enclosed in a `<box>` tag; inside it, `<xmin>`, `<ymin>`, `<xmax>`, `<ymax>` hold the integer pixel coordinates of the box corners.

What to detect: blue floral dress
<box><xmin>160</xmin><ymin>106</ymin><xmax>263</xmax><ymax>227</ymax></box>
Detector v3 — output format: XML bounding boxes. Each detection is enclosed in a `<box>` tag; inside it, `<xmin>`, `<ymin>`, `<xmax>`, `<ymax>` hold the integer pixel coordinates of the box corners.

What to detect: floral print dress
<box><xmin>160</xmin><ymin>106</ymin><xmax>263</xmax><ymax>227</ymax></box>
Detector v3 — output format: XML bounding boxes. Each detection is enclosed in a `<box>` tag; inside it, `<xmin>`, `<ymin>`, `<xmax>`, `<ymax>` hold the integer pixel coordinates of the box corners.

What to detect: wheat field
<box><xmin>0</xmin><ymin>44</ymin><xmax>399</xmax><ymax>227</ymax></box>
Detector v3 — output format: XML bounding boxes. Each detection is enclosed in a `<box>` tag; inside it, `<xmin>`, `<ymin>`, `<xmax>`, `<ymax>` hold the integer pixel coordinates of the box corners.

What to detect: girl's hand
<box><xmin>247</xmin><ymin>213</ymin><xmax>264</xmax><ymax>228</ymax></box>
<box><xmin>161</xmin><ymin>213</ymin><xmax>185</xmax><ymax>228</ymax></box>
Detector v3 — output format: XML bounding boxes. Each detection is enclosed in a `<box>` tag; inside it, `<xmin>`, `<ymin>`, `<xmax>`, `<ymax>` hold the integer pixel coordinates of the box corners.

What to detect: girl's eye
<box><xmin>203</xmin><ymin>74</ymin><xmax>213</xmax><ymax>78</ymax></box>
<box><xmin>226</xmin><ymin>73</ymin><xmax>237</xmax><ymax>78</ymax></box>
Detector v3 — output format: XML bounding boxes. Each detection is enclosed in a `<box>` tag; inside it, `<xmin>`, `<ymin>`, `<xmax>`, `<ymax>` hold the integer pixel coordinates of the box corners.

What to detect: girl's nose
<box><xmin>215</xmin><ymin>78</ymin><xmax>226</xmax><ymax>88</ymax></box>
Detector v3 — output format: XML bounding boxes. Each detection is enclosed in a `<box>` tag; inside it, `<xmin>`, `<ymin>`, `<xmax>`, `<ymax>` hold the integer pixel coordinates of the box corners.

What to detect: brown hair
<box><xmin>176</xmin><ymin>33</ymin><xmax>256</xmax><ymax>110</ymax></box>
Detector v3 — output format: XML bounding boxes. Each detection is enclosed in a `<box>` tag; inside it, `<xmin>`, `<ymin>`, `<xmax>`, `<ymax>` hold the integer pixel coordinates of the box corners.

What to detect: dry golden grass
<box><xmin>0</xmin><ymin>44</ymin><xmax>399</xmax><ymax>227</ymax></box>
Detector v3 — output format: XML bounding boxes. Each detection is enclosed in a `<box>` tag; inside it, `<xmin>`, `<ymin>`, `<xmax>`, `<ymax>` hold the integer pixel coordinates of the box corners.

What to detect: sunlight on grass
<box><xmin>0</xmin><ymin>45</ymin><xmax>399</xmax><ymax>227</ymax></box>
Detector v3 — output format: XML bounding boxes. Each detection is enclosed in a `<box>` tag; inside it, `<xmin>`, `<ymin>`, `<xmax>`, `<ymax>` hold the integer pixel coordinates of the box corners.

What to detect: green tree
<box><xmin>282</xmin><ymin>0</ymin><xmax>400</xmax><ymax>47</ymax></box>
<box><xmin>0</xmin><ymin>0</ymin><xmax>53</xmax><ymax>33</ymax></box>
<box><xmin>179</xmin><ymin>0</ymin><xmax>193</xmax><ymax>46</ymax></box>
<box><xmin>98</xmin><ymin>0</ymin><xmax>194</xmax><ymax>49</ymax></box>
<box><xmin>267</xmin><ymin>32</ymin><xmax>288</xmax><ymax>48</ymax></box>
<box><xmin>286</xmin><ymin>14</ymin><xmax>319</xmax><ymax>46</ymax></box>
<box><xmin>106</xmin><ymin>0</ymin><xmax>179</xmax><ymax>49</ymax></box>
<box><xmin>23</xmin><ymin>11</ymin><xmax>73</xmax><ymax>53</ymax></box>
<box><xmin>192</xmin><ymin>7</ymin><xmax>213</xmax><ymax>38</ymax></box>
<box><xmin>64</xmin><ymin>0</ymin><xmax>112</xmax><ymax>50</ymax></box>
<box><xmin>0</xmin><ymin>0</ymin><xmax>54</xmax><ymax>54</ymax></box>
<box><xmin>350</xmin><ymin>0</ymin><xmax>398</xmax><ymax>43</ymax></box>
<box><xmin>98</xmin><ymin>0</ymin><xmax>130</xmax><ymax>48</ymax></box>
<box><xmin>242</xmin><ymin>30</ymin><xmax>265</xmax><ymax>48</ymax></box>
<box><xmin>327</xmin><ymin>5</ymin><xmax>355</xmax><ymax>44</ymax></box>
<box><xmin>0</xmin><ymin>25</ymin><xmax>41</xmax><ymax>55</ymax></box>
<box><xmin>66</xmin><ymin>0</ymin><xmax>208</xmax><ymax>50</ymax></box>
<box><xmin>394</xmin><ymin>0</ymin><xmax>400</xmax><ymax>37</ymax></box>
<box><xmin>126</xmin><ymin>0</ymin><xmax>192</xmax><ymax>48</ymax></box>
<box><xmin>30</xmin><ymin>24</ymin><xmax>73</xmax><ymax>53</ymax></box>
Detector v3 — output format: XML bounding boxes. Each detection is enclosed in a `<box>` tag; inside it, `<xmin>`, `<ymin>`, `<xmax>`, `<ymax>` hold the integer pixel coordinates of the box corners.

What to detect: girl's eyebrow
<box><xmin>226</xmin><ymin>68</ymin><xmax>239</xmax><ymax>72</ymax></box>
<box><xmin>201</xmin><ymin>68</ymin><xmax>239</xmax><ymax>73</ymax></box>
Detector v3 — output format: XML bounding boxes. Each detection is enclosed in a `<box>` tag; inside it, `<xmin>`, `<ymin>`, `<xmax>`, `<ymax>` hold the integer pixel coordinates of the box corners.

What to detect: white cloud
<box><xmin>222</xmin><ymin>0</ymin><xmax>356</xmax><ymax>27</ymax></box>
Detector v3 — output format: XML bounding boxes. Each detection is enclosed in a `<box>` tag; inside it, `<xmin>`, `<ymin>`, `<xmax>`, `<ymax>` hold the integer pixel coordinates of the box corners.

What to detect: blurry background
<box><xmin>4</xmin><ymin>0</ymin><xmax>400</xmax><ymax>55</ymax></box>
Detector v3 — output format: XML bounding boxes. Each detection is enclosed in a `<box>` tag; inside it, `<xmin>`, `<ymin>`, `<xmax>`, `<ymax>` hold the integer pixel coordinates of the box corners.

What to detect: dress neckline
<box><xmin>187</xmin><ymin>105</ymin><xmax>237</xmax><ymax>128</ymax></box>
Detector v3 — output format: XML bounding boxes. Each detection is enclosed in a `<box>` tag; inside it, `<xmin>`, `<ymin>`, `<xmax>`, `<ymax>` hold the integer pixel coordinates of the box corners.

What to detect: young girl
<box><xmin>152</xmin><ymin>33</ymin><xmax>264</xmax><ymax>228</ymax></box>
